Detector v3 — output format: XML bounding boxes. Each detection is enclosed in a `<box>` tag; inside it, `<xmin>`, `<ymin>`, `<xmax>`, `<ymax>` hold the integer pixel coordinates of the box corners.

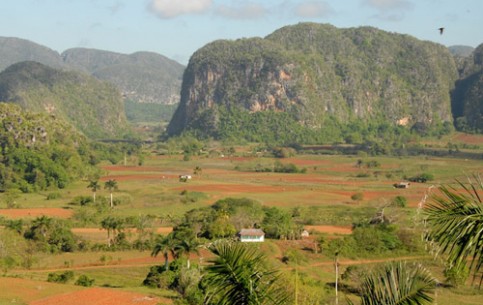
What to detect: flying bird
<box><xmin>438</xmin><ymin>27</ymin><xmax>444</xmax><ymax>35</ymax></box>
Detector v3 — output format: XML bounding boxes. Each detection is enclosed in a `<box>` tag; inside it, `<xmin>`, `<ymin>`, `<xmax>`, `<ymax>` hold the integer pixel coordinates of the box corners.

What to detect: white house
<box><xmin>239</xmin><ymin>229</ymin><xmax>265</xmax><ymax>242</ymax></box>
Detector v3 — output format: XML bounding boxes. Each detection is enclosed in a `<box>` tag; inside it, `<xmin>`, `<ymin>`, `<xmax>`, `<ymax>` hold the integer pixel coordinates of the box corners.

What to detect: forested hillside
<box><xmin>0</xmin><ymin>61</ymin><xmax>130</xmax><ymax>139</ymax></box>
<box><xmin>0</xmin><ymin>103</ymin><xmax>95</xmax><ymax>192</ymax></box>
<box><xmin>168</xmin><ymin>23</ymin><xmax>459</xmax><ymax>143</ymax></box>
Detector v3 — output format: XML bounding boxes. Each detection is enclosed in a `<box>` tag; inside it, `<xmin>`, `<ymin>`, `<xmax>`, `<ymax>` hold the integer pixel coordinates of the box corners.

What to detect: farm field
<box><xmin>0</xmin><ymin>147</ymin><xmax>482</xmax><ymax>304</ymax></box>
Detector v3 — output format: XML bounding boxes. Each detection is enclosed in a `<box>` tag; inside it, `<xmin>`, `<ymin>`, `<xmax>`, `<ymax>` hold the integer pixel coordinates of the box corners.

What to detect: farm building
<box><xmin>239</xmin><ymin>229</ymin><xmax>265</xmax><ymax>242</ymax></box>
<box><xmin>393</xmin><ymin>182</ymin><xmax>410</xmax><ymax>188</ymax></box>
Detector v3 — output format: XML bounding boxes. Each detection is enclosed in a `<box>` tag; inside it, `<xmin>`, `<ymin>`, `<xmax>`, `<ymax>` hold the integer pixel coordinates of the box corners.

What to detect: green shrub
<box><xmin>47</xmin><ymin>271</ymin><xmax>74</xmax><ymax>283</ymax></box>
<box><xmin>69</xmin><ymin>195</ymin><xmax>93</xmax><ymax>206</ymax></box>
<box><xmin>408</xmin><ymin>172</ymin><xmax>434</xmax><ymax>183</ymax></box>
<box><xmin>391</xmin><ymin>196</ymin><xmax>407</xmax><ymax>207</ymax></box>
<box><xmin>75</xmin><ymin>274</ymin><xmax>95</xmax><ymax>287</ymax></box>
<box><xmin>351</xmin><ymin>192</ymin><xmax>364</xmax><ymax>201</ymax></box>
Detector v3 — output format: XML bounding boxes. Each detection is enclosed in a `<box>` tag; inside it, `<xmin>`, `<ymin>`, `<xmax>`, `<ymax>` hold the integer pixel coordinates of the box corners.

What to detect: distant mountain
<box><xmin>62</xmin><ymin>48</ymin><xmax>184</xmax><ymax>105</ymax></box>
<box><xmin>0</xmin><ymin>37</ymin><xmax>184</xmax><ymax>111</ymax></box>
<box><xmin>0</xmin><ymin>61</ymin><xmax>130</xmax><ymax>139</ymax></box>
<box><xmin>0</xmin><ymin>37</ymin><xmax>65</xmax><ymax>71</ymax></box>
<box><xmin>168</xmin><ymin>23</ymin><xmax>458</xmax><ymax>142</ymax></box>
<box><xmin>448</xmin><ymin>45</ymin><xmax>475</xmax><ymax>57</ymax></box>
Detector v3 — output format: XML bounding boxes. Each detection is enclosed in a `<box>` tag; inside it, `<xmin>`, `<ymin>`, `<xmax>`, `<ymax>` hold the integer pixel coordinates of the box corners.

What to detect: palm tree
<box><xmin>175</xmin><ymin>236</ymin><xmax>200</xmax><ymax>269</ymax></box>
<box><xmin>104</xmin><ymin>179</ymin><xmax>118</xmax><ymax>208</ymax></box>
<box><xmin>151</xmin><ymin>233</ymin><xmax>176</xmax><ymax>270</ymax></box>
<box><xmin>87</xmin><ymin>180</ymin><xmax>101</xmax><ymax>203</ymax></box>
<box><xmin>101</xmin><ymin>216</ymin><xmax>124</xmax><ymax>247</ymax></box>
<box><xmin>423</xmin><ymin>174</ymin><xmax>483</xmax><ymax>286</ymax></box>
<box><xmin>349</xmin><ymin>261</ymin><xmax>436</xmax><ymax>305</ymax></box>
<box><xmin>204</xmin><ymin>240</ymin><xmax>290</xmax><ymax>305</ymax></box>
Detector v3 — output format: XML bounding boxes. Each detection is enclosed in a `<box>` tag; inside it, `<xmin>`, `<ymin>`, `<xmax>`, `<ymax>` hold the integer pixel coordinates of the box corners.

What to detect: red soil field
<box><xmin>102</xmin><ymin>165</ymin><xmax>165</xmax><ymax>172</ymax></box>
<box><xmin>30</xmin><ymin>287</ymin><xmax>166</xmax><ymax>305</ymax></box>
<box><xmin>72</xmin><ymin>227</ymin><xmax>173</xmax><ymax>235</ymax></box>
<box><xmin>454</xmin><ymin>133</ymin><xmax>483</xmax><ymax>144</ymax></box>
<box><xmin>100</xmin><ymin>173</ymin><xmax>178</xmax><ymax>181</ymax></box>
<box><xmin>305</xmin><ymin>225</ymin><xmax>353</xmax><ymax>235</ymax></box>
<box><xmin>172</xmin><ymin>183</ymin><xmax>300</xmax><ymax>194</ymax></box>
<box><xmin>0</xmin><ymin>277</ymin><xmax>82</xmax><ymax>303</ymax></box>
<box><xmin>0</xmin><ymin>208</ymin><xmax>73</xmax><ymax>219</ymax></box>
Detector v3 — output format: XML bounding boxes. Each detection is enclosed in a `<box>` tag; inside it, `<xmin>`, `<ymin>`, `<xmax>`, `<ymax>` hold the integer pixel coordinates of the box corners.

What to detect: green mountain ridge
<box><xmin>0</xmin><ymin>61</ymin><xmax>130</xmax><ymax>139</ymax></box>
<box><xmin>62</xmin><ymin>48</ymin><xmax>184</xmax><ymax>105</ymax></box>
<box><xmin>168</xmin><ymin>23</ymin><xmax>463</xmax><ymax>141</ymax></box>
<box><xmin>0</xmin><ymin>37</ymin><xmax>184</xmax><ymax>107</ymax></box>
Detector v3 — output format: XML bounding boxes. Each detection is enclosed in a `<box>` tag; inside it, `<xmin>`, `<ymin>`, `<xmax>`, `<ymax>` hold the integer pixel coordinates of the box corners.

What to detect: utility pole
<box><xmin>335</xmin><ymin>251</ymin><xmax>339</xmax><ymax>305</ymax></box>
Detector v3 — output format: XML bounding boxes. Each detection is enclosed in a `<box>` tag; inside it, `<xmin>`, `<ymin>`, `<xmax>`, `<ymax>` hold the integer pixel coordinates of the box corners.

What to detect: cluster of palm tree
<box><xmin>87</xmin><ymin>179</ymin><xmax>118</xmax><ymax>208</ymax></box>
<box><xmin>151</xmin><ymin>229</ymin><xmax>200</xmax><ymax>270</ymax></box>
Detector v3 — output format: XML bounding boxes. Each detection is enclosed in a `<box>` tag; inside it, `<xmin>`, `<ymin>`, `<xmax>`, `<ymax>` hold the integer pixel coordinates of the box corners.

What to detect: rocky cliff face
<box><xmin>452</xmin><ymin>44</ymin><xmax>483</xmax><ymax>132</ymax></box>
<box><xmin>168</xmin><ymin>23</ymin><xmax>459</xmax><ymax>138</ymax></box>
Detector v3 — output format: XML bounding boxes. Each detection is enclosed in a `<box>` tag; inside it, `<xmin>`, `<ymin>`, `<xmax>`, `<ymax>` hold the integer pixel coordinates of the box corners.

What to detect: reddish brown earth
<box><xmin>171</xmin><ymin>183</ymin><xmax>300</xmax><ymax>194</ymax></box>
<box><xmin>454</xmin><ymin>133</ymin><xmax>483</xmax><ymax>144</ymax></box>
<box><xmin>305</xmin><ymin>225</ymin><xmax>352</xmax><ymax>235</ymax></box>
<box><xmin>30</xmin><ymin>287</ymin><xmax>166</xmax><ymax>305</ymax></box>
<box><xmin>0</xmin><ymin>208</ymin><xmax>73</xmax><ymax>219</ymax></box>
<box><xmin>72</xmin><ymin>227</ymin><xmax>173</xmax><ymax>235</ymax></box>
<box><xmin>100</xmin><ymin>174</ymin><xmax>178</xmax><ymax>181</ymax></box>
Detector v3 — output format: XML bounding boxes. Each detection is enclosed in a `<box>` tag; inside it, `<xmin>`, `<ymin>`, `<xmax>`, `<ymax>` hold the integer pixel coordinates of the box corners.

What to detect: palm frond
<box><xmin>205</xmin><ymin>241</ymin><xmax>290</xmax><ymax>305</ymax></box>
<box><xmin>423</xmin><ymin>174</ymin><xmax>483</xmax><ymax>277</ymax></box>
<box><xmin>358</xmin><ymin>262</ymin><xmax>436</xmax><ymax>305</ymax></box>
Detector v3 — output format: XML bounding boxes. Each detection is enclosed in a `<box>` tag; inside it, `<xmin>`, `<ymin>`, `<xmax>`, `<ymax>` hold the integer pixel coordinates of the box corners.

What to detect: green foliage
<box><xmin>391</xmin><ymin>196</ymin><xmax>408</xmax><ymax>208</ymax></box>
<box><xmin>143</xmin><ymin>264</ymin><xmax>177</xmax><ymax>289</ymax></box>
<box><xmin>327</xmin><ymin>222</ymin><xmax>417</xmax><ymax>258</ymax></box>
<box><xmin>47</xmin><ymin>271</ymin><xmax>74</xmax><ymax>283</ymax></box>
<box><xmin>70</xmin><ymin>195</ymin><xmax>94</xmax><ymax>206</ymax></box>
<box><xmin>23</xmin><ymin>216</ymin><xmax>77</xmax><ymax>253</ymax></box>
<box><xmin>262</xmin><ymin>206</ymin><xmax>302</xmax><ymax>240</ymax></box>
<box><xmin>351</xmin><ymin>192</ymin><xmax>364</xmax><ymax>201</ymax></box>
<box><xmin>407</xmin><ymin>172</ymin><xmax>434</xmax><ymax>183</ymax></box>
<box><xmin>0</xmin><ymin>103</ymin><xmax>95</xmax><ymax>192</ymax></box>
<box><xmin>75</xmin><ymin>274</ymin><xmax>95</xmax><ymax>287</ymax></box>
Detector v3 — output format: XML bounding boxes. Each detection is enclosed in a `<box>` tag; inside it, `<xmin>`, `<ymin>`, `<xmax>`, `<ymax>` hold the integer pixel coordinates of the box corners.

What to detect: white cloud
<box><xmin>148</xmin><ymin>0</ymin><xmax>213</xmax><ymax>19</ymax></box>
<box><xmin>215</xmin><ymin>2</ymin><xmax>267</xmax><ymax>20</ymax></box>
<box><xmin>363</xmin><ymin>0</ymin><xmax>413</xmax><ymax>11</ymax></box>
<box><xmin>294</xmin><ymin>1</ymin><xmax>333</xmax><ymax>18</ymax></box>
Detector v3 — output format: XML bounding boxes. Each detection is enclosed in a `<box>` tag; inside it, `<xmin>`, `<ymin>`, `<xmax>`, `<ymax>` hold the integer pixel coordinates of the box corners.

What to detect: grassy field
<box><xmin>0</xmin><ymin>142</ymin><xmax>482</xmax><ymax>304</ymax></box>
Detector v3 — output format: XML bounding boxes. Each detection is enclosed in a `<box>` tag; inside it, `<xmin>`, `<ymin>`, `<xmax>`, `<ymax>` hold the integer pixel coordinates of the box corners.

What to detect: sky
<box><xmin>1</xmin><ymin>0</ymin><xmax>482</xmax><ymax>65</ymax></box>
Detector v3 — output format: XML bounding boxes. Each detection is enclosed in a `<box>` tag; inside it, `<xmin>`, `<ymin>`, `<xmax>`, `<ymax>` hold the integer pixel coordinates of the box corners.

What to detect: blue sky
<box><xmin>1</xmin><ymin>0</ymin><xmax>482</xmax><ymax>64</ymax></box>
